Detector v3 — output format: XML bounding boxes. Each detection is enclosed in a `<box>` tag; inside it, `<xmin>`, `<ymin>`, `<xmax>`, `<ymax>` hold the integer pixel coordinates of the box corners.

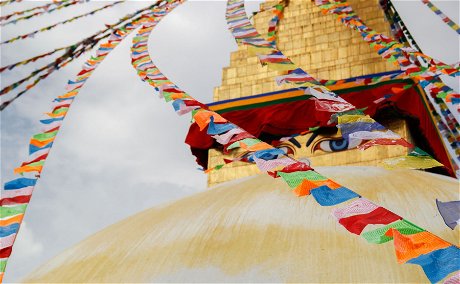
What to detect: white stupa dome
<box><xmin>24</xmin><ymin>167</ymin><xmax>459</xmax><ymax>283</ymax></box>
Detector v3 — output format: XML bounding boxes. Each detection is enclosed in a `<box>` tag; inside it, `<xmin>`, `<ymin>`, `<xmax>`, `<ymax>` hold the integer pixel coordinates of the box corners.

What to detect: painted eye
<box><xmin>242</xmin><ymin>144</ymin><xmax>295</xmax><ymax>163</ymax></box>
<box><xmin>277</xmin><ymin>146</ymin><xmax>295</xmax><ymax>156</ymax></box>
<box><xmin>317</xmin><ymin>138</ymin><xmax>362</xmax><ymax>152</ymax></box>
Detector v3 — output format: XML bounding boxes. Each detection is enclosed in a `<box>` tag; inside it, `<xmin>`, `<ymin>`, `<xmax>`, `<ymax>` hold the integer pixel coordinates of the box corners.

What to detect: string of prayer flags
<box><xmin>418</xmin><ymin>79</ymin><xmax>460</xmax><ymax>165</ymax></box>
<box><xmin>0</xmin><ymin>3</ymin><xmax>170</xmax><ymax>278</ymax></box>
<box><xmin>1</xmin><ymin>0</ymin><xmax>86</xmax><ymax>27</ymax></box>
<box><xmin>422</xmin><ymin>79</ymin><xmax>460</xmax><ymax>115</ymax></box>
<box><xmin>128</xmin><ymin>2</ymin><xmax>460</xmax><ymax>282</ymax></box>
<box><xmin>1</xmin><ymin>1</ymin><xmax>125</xmax><ymax>45</ymax></box>
<box><xmin>0</xmin><ymin>48</ymin><xmax>87</xmax><ymax>110</ymax></box>
<box><xmin>0</xmin><ymin>2</ymin><xmax>164</xmax><ymax>110</ymax></box>
<box><xmin>421</xmin><ymin>0</ymin><xmax>460</xmax><ymax>34</ymax></box>
<box><xmin>378</xmin><ymin>0</ymin><xmax>421</xmax><ymax>48</ymax></box>
<box><xmin>267</xmin><ymin>2</ymin><xmax>285</xmax><ymax>45</ymax></box>
<box><xmin>0</xmin><ymin>0</ymin><xmax>70</xmax><ymax>21</ymax></box>
<box><xmin>0</xmin><ymin>46</ymin><xmax>73</xmax><ymax>74</ymax></box>
<box><xmin>421</xmin><ymin>85</ymin><xmax>460</xmax><ymax>163</ymax></box>
<box><xmin>0</xmin><ymin>177</ymin><xmax>35</xmax><ymax>280</ymax></box>
<box><xmin>436</xmin><ymin>199</ymin><xmax>460</xmax><ymax>230</ymax></box>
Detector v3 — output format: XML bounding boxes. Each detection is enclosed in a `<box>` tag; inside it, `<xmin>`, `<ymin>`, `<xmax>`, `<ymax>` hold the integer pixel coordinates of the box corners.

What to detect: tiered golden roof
<box><xmin>214</xmin><ymin>0</ymin><xmax>398</xmax><ymax>101</ymax></box>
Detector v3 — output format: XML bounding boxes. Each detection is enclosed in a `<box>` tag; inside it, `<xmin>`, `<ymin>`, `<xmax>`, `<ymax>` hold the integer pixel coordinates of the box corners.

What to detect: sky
<box><xmin>1</xmin><ymin>0</ymin><xmax>459</xmax><ymax>282</ymax></box>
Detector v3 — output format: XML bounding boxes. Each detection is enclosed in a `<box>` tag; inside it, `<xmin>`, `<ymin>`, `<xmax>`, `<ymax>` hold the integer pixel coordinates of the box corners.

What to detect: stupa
<box><xmin>23</xmin><ymin>0</ymin><xmax>459</xmax><ymax>282</ymax></box>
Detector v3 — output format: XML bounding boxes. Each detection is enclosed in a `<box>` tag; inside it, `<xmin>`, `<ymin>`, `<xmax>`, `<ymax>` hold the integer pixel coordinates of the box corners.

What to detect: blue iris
<box><xmin>329</xmin><ymin>139</ymin><xmax>349</xmax><ymax>151</ymax></box>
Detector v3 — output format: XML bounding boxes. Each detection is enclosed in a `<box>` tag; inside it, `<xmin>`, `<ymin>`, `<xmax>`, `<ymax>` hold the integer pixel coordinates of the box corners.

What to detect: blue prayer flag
<box><xmin>4</xmin><ymin>178</ymin><xmax>37</xmax><ymax>190</ymax></box>
<box><xmin>311</xmin><ymin>186</ymin><xmax>360</xmax><ymax>206</ymax></box>
<box><xmin>0</xmin><ymin>223</ymin><xmax>20</xmax><ymax>238</ymax></box>
<box><xmin>207</xmin><ymin>117</ymin><xmax>236</xmax><ymax>135</ymax></box>
<box><xmin>407</xmin><ymin>246</ymin><xmax>460</xmax><ymax>283</ymax></box>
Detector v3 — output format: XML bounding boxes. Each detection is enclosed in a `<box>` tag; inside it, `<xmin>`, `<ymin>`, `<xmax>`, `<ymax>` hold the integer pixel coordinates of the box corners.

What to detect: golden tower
<box><xmin>214</xmin><ymin>0</ymin><xmax>397</xmax><ymax>102</ymax></box>
<box><xmin>207</xmin><ymin>0</ymin><xmax>408</xmax><ymax>187</ymax></box>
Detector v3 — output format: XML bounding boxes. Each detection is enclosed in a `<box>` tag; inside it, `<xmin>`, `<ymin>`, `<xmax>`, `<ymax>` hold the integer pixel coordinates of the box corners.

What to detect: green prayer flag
<box><xmin>191</xmin><ymin>109</ymin><xmax>199</xmax><ymax>121</ymax></box>
<box><xmin>0</xmin><ymin>204</ymin><xmax>27</xmax><ymax>218</ymax></box>
<box><xmin>26</xmin><ymin>160</ymin><xmax>45</xmax><ymax>167</ymax></box>
<box><xmin>361</xmin><ymin>219</ymin><xmax>424</xmax><ymax>244</ymax></box>
<box><xmin>0</xmin><ymin>259</ymin><xmax>7</xmax><ymax>273</ymax></box>
<box><xmin>402</xmin><ymin>84</ymin><xmax>413</xmax><ymax>90</ymax></box>
<box><xmin>51</xmin><ymin>107</ymin><xmax>68</xmax><ymax>115</ymax></box>
<box><xmin>436</xmin><ymin>92</ymin><xmax>448</xmax><ymax>99</ymax></box>
<box><xmin>32</xmin><ymin>130</ymin><xmax>58</xmax><ymax>141</ymax></box>
<box><xmin>408</xmin><ymin>147</ymin><xmax>430</xmax><ymax>157</ymax></box>
<box><xmin>277</xmin><ymin>170</ymin><xmax>327</xmax><ymax>188</ymax></box>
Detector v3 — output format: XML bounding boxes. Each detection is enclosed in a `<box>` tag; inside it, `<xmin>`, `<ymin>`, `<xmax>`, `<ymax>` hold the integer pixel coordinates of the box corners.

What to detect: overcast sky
<box><xmin>1</xmin><ymin>0</ymin><xmax>459</xmax><ymax>282</ymax></box>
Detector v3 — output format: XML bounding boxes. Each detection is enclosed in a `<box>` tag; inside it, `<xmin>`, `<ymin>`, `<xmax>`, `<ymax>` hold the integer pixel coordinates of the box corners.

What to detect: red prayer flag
<box><xmin>338</xmin><ymin>207</ymin><xmax>402</xmax><ymax>235</ymax></box>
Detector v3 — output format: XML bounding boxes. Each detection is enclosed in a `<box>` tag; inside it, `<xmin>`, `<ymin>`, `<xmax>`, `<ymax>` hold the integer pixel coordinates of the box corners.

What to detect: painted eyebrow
<box><xmin>306</xmin><ymin>132</ymin><xmax>319</xmax><ymax>147</ymax></box>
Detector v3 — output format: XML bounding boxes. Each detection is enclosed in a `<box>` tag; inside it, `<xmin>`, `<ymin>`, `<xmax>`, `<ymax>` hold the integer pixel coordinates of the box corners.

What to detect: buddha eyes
<box><xmin>315</xmin><ymin>138</ymin><xmax>363</xmax><ymax>152</ymax></box>
<box><xmin>277</xmin><ymin>136</ymin><xmax>364</xmax><ymax>153</ymax></box>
